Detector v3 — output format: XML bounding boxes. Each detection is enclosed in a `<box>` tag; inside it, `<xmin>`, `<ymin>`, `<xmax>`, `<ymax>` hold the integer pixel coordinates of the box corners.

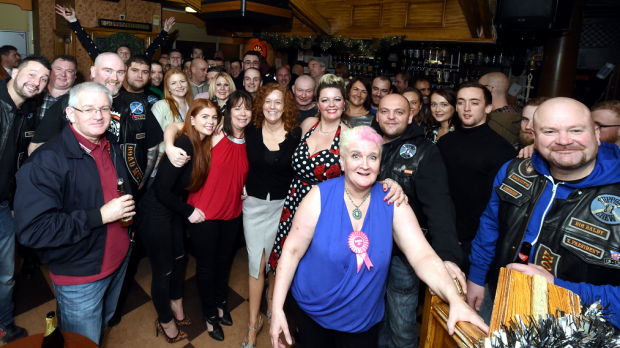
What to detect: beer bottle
<box><xmin>515</xmin><ymin>242</ymin><xmax>532</xmax><ymax>265</ymax></box>
<box><xmin>42</xmin><ymin>311</ymin><xmax>65</xmax><ymax>348</ymax></box>
<box><xmin>117</xmin><ymin>178</ymin><xmax>133</xmax><ymax>227</ymax></box>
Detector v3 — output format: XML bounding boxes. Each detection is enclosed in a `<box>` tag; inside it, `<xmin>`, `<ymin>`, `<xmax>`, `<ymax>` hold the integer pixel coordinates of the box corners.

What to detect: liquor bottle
<box><xmin>463</xmin><ymin>52</ymin><xmax>468</xmax><ymax>65</ymax></box>
<box><xmin>498</xmin><ymin>52</ymin><xmax>504</xmax><ymax>66</ymax></box>
<box><xmin>400</xmin><ymin>49</ymin><xmax>408</xmax><ymax>71</ymax></box>
<box><xmin>484</xmin><ymin>53</ymin><xmax>491</xmax><ymax>65</ymax></box>
<box><xmin>468</xmin><ymin>53</ymin><xmax>475</xmax><ymax>65</ymax></box>
<box><xmin>367</xmin><ymin>56</ymin><xmax>374</xmax><ymax>77</ymax></box>
<box><xmin>464</xmin><ymin>69</ymin><xmax>470</xmax><ymax>82</ymax></box>
<box><xmin>42</xmin><ymin>311</ymin><xmax>65</xmax><ymax>348</ymax></box>
<box><xmin>515</xmin><ymin>242</ymin><xmax>532</xmax><ymax>265</ymax></box>
<box><xmin>117</xmin><ymin>178</ymin><xmax>133</xmax><ymax>227</ymax></box>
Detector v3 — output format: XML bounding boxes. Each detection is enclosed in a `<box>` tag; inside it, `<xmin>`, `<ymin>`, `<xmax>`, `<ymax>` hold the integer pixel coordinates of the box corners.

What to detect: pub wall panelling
<box><xmin>36</xmin><ymin>0</ymin><xmax>162</xmax><ymax>78</ymax></box>
<box><xmin>288</xmin><ymin>0</ymin><xmax>495</xmax><ymax>42</ymax></box>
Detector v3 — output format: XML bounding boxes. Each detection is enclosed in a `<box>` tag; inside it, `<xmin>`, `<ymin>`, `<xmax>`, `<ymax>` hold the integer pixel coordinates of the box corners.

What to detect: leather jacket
<box><xmin>377</xmin><ymin>123</ymin><xmax>462</xmax><ymax>264</ymax></box>
<box><xmin>488</xmin><ymin>157</ymin><xmax>620</xmax><ymax>294</ymax></box>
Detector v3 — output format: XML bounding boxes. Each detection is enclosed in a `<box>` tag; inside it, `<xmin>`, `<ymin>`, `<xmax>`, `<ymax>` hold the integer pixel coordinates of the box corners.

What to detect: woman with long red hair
<box><xmin>137</xmin><ymin>99</ymin><xmax>221</xmax><ymax>343</ymax></box>
<box><xmin>149</xmin><ymin>68</ymin><xmax>194</xmax><ymax>185</ymax></box>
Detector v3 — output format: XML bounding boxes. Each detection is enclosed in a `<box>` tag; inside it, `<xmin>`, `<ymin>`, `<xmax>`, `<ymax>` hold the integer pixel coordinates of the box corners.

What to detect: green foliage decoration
<box><xmin>102</xmin><ymin>33</ymin><xmax>145</xmax><ymax>55</ymax></box>
<box><xmin>255</xmin><ymin>32</ymin><xmax>405</xmax><ymax>56</ymax></box>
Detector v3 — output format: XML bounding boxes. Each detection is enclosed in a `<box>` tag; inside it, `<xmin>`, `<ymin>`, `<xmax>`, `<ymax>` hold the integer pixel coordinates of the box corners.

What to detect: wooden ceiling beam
<box><xmin>457</xmin><ymin>0</ymin><xmax>482</xmax><ymax>38</ymax></box>
<box><xmin>288</xmin><ymin>0</ymin><xmax>331</xmax><ymax>35</ymax></box>
<box><xmin>475</xmin><ymin>0</ymin><xmax>493</xmax><ymax>39</ymax></box>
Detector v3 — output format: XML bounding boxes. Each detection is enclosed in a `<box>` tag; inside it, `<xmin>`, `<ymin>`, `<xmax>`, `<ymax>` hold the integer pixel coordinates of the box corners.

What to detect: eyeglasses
<box><xmin>596</xmin><ymin>123</ymin><xmax>620</xmax><ymax>129</ymax></box>
<box><xmin>72</xmin><ymin>106</ymin><xmax>112</xmax><ymax>116</ymax></box>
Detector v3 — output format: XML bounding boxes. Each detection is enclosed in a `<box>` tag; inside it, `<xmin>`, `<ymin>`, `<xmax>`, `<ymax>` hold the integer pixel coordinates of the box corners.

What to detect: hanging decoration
<box><xmin>102</xmin><ymin>33</ymin><xmax>145</xmax><ymax>55</ymax></box>
<box><xmin>255</xmin><ymin>32</ymin><xmax>405</xmax><ymax>55</ymax></box>
<box><xmin>478</xmin><ymin>300</ymin><xmax>620</xmax><ymax>348</ymax></box>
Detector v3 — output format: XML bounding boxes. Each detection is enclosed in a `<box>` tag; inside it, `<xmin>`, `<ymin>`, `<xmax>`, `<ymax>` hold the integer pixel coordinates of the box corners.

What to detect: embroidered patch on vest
<box><xmin>24</xmin><ymin>131</ymin><xmax>34</xmax><ymax>138</ymax></box>
<box><xmin>569</xmin><ymin>217</ymin><xmax>610</xmax><ymax>240</ymax></box>
<box><xmin>404</xmin><ymin>169</ymin><xmax>413</xmax><ymax>174</ymax></box>
<box><xmin>124</xmin><ymin>143</ymin><xmax>143</xmax><ymax>184</ymax></box>
<box><xmin>590</xmin><ymin>195</ymin><xmax>620</xmax><ymax>225</ymax></box>
<box><xmin>136</xmin><ymin>133</ymin><xmax>145</xmax><ymax>139</ymax></box>
<box><xmin>534</xmin><ymin>244</ymin><xmax>561</xmax><ymax>276</ymax></box>
<box><xmin>518</xmin><ymin>159</ymin><xmax>538</xmax><ymax>178</ymax></box>
<box><xmin>129</xmin><ymin>101</ymin><xmax>144</xmax><ymax>115</ymax></box>
<box><xmin>611</xmin><ymin>250</ymin><xmax>620</xmax><ymax>260</ymax></box>
<box><xmin>147</xmin><ymin>95</ymin><xmax>158</xmax><ymax>105</ymax></box>
<box><xmin>562</xmin><ymin>235</ymin><xmax>603</xmax><ymax>259</ymax></box>
<box><xmin>399</xmin><ymin>144</ymin><xmax>416</xmax><ymax>159</ymax></box>
<box><xmin>499</xmin><ymin>183</ymin><xmax>522</xmax><ymax>198</ymax></box>
<box><xmin>508</xmin><ymin>173</ymin><xmax>532</xmax><ymax>190</ymax></box>
<box><xmin>132</xmin><ymin>114</ymin><xmax>145</xmax><ymax>121</ymax></box>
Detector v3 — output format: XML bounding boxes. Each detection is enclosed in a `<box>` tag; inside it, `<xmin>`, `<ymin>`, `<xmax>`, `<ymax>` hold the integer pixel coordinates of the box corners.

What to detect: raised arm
<box><xmin>393</xmin><ymin>203</ymin><xmax>489</xmax><ymax>335</ymax></box>
<box><xmin>144</xmin><ymin>17</ymin><xmax>175</xmax><ymax>60</ymax></box>
<box><xmin>270</xmin><ymin>186</ymin><xmax>321</xmax><ymax>348</ymax></box>
<box><xmin>56</xmin><ymin>5</ymin><xmax>101</xmax><ymax>60</ymax></box>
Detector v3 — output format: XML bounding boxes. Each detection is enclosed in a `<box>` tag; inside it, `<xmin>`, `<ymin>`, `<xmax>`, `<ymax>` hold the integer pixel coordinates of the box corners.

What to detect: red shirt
<box><xmin>188</xmin><ymin>135</ymin><xmax>249</xmax><ymax>220</ymax></box>
<box><xmin>50</xmin><ymin>125</ymin><xmax>130</xmax><ymax>286</ymax></box>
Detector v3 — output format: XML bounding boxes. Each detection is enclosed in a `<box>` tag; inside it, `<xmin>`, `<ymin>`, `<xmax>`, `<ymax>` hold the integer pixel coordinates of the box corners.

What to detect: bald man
<box><xmin>467</xmin><ymin>97</ymin><xmax>620</xmax><ymax>329</ymax></box>
<box><xmin>479</xmin><ymin>72</ymin><xmax>520</xmax><ymax>113</ymax></box>
<box><xmin>189</xmin><ymin>58</ymin><xmax>209</xmax><ymax>96</ymax></box>
<box><xmin>376</xmin><ymin>94</ymin><xmax>462</xmax><ymax>348</ymax></box>
<box><xmin>483</xmin><ymin>72</ymin><xmax>522</xmax><ymax>147</ymax></box>
<box><xmin>276</xmin><ymin>66</ymin><xmax>291</xmax><ymax>87</ymax></box>
<box><xmin>591</xmin><ymin>100</ymin><xmax>620</xmax><ymax>147</ymax></box>
<box><xmin>292</xmin><ymin>75</ymin><xmax>317</xmax><ymax>124</ymax></box>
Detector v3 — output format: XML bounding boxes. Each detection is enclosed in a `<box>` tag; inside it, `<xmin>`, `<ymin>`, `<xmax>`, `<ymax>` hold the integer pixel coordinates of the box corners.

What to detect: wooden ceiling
<box><xmin>284</xmin><ymin>0</ymin><xmax>495</xmax><ymax>41</ymax></box>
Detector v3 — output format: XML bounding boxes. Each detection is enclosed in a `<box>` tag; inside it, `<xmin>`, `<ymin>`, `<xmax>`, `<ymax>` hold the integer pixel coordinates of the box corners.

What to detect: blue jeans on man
<box><xmin>378</xmin><ymin>254</ymin><xmax>419</xmax><ymax>348</ymax></box>
<box><xmin>53</xmin><ymin>247</ymin><xmax>131</xmax><ymax>346</ymax></box>
<box><xmin>0</xmin><ymin>200</ymin><xmax>16</xmax><ymax>328</ymax></box>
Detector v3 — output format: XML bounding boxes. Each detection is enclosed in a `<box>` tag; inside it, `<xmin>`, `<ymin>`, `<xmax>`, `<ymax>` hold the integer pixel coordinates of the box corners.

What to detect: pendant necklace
<box><xmin>345</xmin><ymin>187</ymin><xmax>371</xmax><ymax>220</ymax></box>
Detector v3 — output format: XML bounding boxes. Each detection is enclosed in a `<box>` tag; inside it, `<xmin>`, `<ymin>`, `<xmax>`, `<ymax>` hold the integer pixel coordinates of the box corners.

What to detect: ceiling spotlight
<box><xmin>185</xmin><ymin>6</ymin><xmax>197</xmax><ymax>13</ymax></box>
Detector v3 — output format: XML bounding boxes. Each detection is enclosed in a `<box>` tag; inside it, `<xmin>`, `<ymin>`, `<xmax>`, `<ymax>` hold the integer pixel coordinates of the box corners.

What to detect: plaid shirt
<box><xmin>38</xmin><ymin>91</ymin><xmax>63</xmax><ymax>119</ymax></box>
<box><xmin>493</xmin><ymin>105</ymin><xmax>522</xmax><ymax>113</ymax></box>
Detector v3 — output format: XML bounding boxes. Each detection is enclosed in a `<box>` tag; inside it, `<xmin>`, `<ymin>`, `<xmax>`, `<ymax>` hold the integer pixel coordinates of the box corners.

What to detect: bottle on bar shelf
<box><xmin>515</xmin><ymin>242</ymin><xmax>532</xmax><ymax>265</ymax></box>
<box><xmin>42</xmin><ymin>311</ymin><xmax>65</xmax><ymax>348</ymax></box>
<box><xmin>117</xmin><ymin>178</ymin><xmax>133</xmax><ymax>227</ymax></box>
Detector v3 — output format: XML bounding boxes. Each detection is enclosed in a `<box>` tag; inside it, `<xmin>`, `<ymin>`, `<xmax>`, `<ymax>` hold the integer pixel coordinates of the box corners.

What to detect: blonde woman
<box><xmin>208</xmin><ymin>72</ymin><xmax>236</xmax><ymax>115</ymax></box>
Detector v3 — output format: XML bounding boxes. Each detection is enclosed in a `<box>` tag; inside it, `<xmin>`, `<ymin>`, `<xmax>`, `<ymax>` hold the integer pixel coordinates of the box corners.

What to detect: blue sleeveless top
<box><xmin>292</xmin><ymin>176</ymin><xmax>394</xmax><ymax>332</ymax></box>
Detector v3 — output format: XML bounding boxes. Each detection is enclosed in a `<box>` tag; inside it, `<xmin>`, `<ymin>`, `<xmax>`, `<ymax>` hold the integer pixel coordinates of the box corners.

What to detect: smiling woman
<box><xmin>269</xmin><ymin>126</ymin><xmax>489</xmax><ymax>348</ymax></box>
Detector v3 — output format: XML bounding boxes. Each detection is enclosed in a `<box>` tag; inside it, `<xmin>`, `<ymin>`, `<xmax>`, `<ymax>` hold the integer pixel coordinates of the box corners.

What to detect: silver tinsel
<box><xmin>479</xmin><ymin>301</ymin><xmax>620</xmax><ymax>348</ymax></box>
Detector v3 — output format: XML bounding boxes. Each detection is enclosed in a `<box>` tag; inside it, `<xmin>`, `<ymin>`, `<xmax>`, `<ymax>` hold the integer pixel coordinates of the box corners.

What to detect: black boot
<box><xmin>205</xmin><ymin>316</ymin><xmax>224</xmax><ymax>341</ymax></box>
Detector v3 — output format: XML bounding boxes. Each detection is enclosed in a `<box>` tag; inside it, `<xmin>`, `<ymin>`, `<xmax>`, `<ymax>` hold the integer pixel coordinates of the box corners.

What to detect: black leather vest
<box><xmin>109</xmin><ymin>92</ymin><xmax>149</xmax><ymax>191</ymax></box>
<box><xmin>378</xmin><ymin>135</ymin><xmax>432</xmax><ymax>230</ymax></box>
<box><xmin>488</xmin><ymin>158</ymin><xmax>620</xmax><ymax>294</ymax></box>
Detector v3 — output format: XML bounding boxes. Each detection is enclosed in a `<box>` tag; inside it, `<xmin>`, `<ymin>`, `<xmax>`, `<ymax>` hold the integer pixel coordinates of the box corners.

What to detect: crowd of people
<box><xmin>1</xmin><ymin>7</ymin><xmax>620</xmax><ymax>348</ymax></box>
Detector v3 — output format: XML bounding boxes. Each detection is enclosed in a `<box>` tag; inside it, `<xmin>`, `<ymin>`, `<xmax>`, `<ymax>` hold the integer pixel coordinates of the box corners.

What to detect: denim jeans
<box><xmin>378</xmin><ymin>255</ymin><xmax>419</xmax><ymax>348</ymax></box>
<box><xmin>53</xmin><ymin>247</ymin><xmax>131</xmax><ymax>346</ymax></box>
<box><xmin>0</xmin><ymin>200</ymin><xmax>15</xmax><ymax>327</ymax></box>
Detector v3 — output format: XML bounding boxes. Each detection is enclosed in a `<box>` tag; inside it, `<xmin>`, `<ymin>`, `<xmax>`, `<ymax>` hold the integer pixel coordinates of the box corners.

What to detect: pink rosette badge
<box><xmin>348</xmin><ymin>231</ymin><xmax>373</xmax><ymax>273</ymax></box>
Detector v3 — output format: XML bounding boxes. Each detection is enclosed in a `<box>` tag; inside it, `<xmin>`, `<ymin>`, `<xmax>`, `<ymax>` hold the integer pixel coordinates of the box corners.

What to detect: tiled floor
<box><xmin>5</xmin><ymin>246</ymin><xmax>298</xmax><ymax>348</ymax></box>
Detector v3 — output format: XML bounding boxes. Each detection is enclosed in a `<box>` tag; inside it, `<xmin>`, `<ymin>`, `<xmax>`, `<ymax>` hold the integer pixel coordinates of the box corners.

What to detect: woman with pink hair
<box><xmin>269</xmin><ymin>126</ymin><xmax>489</xmax><ymax>348</ymax></box>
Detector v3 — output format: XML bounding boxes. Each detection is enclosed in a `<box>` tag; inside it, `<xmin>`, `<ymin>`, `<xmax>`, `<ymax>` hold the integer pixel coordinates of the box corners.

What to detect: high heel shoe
<box><xmin>241</xmin><ymin>315</ymin><xmax>263</xmax><ymax>348</ymax></box>
<box><xmin>206</xmin><ymin>316</ymin><xmax>225</xmax><ymax>341</ymax></box>
<box><xmin>174</xmin><ymin>315</ymin><xmax>192</xmax><ymax>326</ymax></box>
<box><xmin>217</xmin><ymin>301</ymin><xmax>233</xmax><ymax>326</ymax></box>
<box><xmin>155</xmin><ymin>318</ymin><xmax>188</xmax><ymax>343</ymax></box>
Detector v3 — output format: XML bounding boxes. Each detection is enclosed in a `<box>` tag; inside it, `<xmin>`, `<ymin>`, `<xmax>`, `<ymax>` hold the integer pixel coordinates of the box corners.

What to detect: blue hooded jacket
<box><xmin>469</xmin><ymin>142</ymin><xmax>620</xmax><ymax>327</ymax></box>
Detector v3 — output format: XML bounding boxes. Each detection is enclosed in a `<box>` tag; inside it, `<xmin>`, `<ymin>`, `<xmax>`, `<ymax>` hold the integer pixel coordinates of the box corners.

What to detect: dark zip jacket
<box><xmin>14</xmin><ymin>125</ymin><xmax>132</xmax><ymax>277</ymax></box>
<box><xmin>377</xmin><ymin>122</ymin><xmax>462</xmax><ymax>264</ymax></box>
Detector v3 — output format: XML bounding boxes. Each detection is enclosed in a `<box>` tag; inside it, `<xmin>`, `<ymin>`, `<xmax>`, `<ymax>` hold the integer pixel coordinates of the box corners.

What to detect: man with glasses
<box><xmin>242</xmin><ymin>51</ymin><xmax>261</xmax><ymax>71</ymax></box>
<box><xmin>592</xmin><ymin>100</ymin><xmax>620</xmax><ymax>147</ymax></box>
<box><xmin>15</xmin><ymin>82</ymin><xmax>136</xmax><ymax>346</ymax></box>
